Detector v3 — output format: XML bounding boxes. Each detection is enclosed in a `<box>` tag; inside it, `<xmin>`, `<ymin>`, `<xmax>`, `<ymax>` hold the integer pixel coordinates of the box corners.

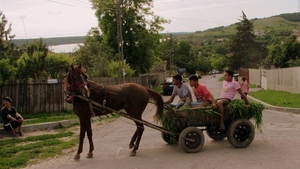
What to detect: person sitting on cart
<box><xmin>188</xmin><ymin>74</ymin><xmax>217</xmax><ymax>109</ymax></box>
<box><xmin>164</xmin><ymin>74</ymin><xmax>193</xmax><ymax>109</ymax></box>
<box><xmin>217</xmin><ymin>70</ymin><xmax>251</xmax><ymax>131</ymax></box>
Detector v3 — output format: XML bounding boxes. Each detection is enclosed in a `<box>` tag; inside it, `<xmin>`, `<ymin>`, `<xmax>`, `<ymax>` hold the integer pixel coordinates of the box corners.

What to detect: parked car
<box><xmin>162</xmin><ymin>78</ymin><xmax>174</xmax><ymax>95</ymax></box>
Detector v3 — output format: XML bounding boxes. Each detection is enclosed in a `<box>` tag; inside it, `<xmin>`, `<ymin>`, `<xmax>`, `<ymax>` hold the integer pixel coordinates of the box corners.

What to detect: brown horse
<box><xmin>64</xmin><ymin>63</ymin><xmax>164</xmax><ymax>159</ymax></box>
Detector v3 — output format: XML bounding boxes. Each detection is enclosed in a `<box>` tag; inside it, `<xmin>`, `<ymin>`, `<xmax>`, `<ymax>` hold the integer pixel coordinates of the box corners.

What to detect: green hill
<box><xmin>12</xmin><ymin>13</ymin><xmax>300</xmax><ymax>47</ymax></box>
<box><xmin>175</xmin><ymin>12</ymin><xmax>300</xmax><ymax>42</ymax></box>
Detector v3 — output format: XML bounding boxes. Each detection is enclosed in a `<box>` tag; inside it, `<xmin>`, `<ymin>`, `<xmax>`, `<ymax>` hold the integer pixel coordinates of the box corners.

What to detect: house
<box><xmin>293</xmin><ymin>30</ymin><xmax>300</xmax><ymax>42</ymax></box>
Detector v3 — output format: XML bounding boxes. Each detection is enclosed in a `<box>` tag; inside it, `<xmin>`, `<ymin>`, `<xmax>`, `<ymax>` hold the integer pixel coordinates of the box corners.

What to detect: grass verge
<box><xmin>249</xmin><ymin>90</ymin><xmax>300</xmax><ymax>108</ymax></box>
<box><xmin>0</xmin><ymin>111</ymin><xmax>78</xmax><ymax>126</ymax></box>
<box><xmin>0</xmin><ymin>114</ymin><xmax>119</xmax><ymax>169</ymax></box>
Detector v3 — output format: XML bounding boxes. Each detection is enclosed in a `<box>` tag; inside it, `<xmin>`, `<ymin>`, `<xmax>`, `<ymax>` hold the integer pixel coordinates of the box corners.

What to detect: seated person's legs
<box><xmin>4</xmin><ymin>117</ymin><xmax>23</xmax><ymax>136</ymax></box>
<box><xmin>175</xmin><ymin>101</ymin><xmax>185</xmax><ymax>109</ymax></box>
<box><xmin>216</xmin><ymin>98</ymin><xmax>230</xmax><ymax>130</ymax></box>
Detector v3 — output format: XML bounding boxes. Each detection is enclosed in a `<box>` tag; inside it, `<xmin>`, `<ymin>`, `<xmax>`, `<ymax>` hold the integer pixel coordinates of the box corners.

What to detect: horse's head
<box><xmin>65</xmin><ymin>63</ymin><xmax>90</xmax><ymax>97</ymax></box>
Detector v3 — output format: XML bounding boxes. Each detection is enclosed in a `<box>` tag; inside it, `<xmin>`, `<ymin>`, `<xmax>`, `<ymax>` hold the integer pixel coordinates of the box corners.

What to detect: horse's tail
<box><xmin>147</xmin><ymin>88</ymin><xmax>164</xmax><ymax>123</ymax></box>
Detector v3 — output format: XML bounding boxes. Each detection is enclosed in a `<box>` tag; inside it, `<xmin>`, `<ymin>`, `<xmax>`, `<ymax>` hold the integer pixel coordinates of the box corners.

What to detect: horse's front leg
<box><xmin>86</xmin><ymin>120</ymin><xmax>94</xmax><ymax>158</ymax></box>
<box><xmin>129</xmin><ymin>130</ymin><xmax>138</xmax><ymax>149</ymax></box>
<box><xmin>130</xmin><ymin>123</ymin><xmax>144</xmax><ymax>156</ymax></box>
<box><xmin>74</xmin><ymin>121</ymin><xmax>86</xmax><ymax>160</ymax></box>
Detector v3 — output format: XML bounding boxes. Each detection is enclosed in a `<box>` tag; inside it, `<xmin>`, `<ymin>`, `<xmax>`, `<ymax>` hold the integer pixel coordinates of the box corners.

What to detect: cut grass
<box><xmin>249</xmin><ymin>90</ymin><xmax>300</xmax><ymax>108</ymax></box>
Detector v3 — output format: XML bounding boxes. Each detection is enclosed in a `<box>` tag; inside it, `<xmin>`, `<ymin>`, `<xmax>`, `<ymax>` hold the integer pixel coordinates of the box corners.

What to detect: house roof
<box><xmin>293</xmin><ymin>30</ymin><xmax>300</xmax><ymax>36</ymax></box>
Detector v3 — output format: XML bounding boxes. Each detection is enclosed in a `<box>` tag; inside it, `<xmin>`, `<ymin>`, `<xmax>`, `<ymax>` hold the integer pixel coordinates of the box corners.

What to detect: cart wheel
<box><xmin>227</xmin><ymin>119</ymin><xmax>255</xmax><ymax>148</ymax></box>
<box><xmin>179</xmin><ymin>127</ymin><xmax>204</xmax><ymax>153</ymax></box>
<box><xmin>206</xmin><ymin>127</ymin><xmax>227</xmax><ymax>140</ymax></box>
<box><xmin>161</xmin><ymin>132</ymin><xmax>178</xmax><ymax>144</ymax></box>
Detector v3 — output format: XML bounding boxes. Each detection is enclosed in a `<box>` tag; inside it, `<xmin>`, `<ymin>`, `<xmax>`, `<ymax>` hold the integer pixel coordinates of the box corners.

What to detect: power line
<box><xmin>46</xmin><ymin>0</ymin><xmax>90</xmax><ymax>8</ymax></box>
<box><xmin>20</xmin><ymin>16</ymin><xmax>28</xmax><ymax>43</ymax></box>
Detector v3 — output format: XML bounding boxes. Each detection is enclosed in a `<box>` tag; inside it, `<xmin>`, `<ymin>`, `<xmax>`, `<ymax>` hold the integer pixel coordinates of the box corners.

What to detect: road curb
<box><xmin>0</xmin><ymin>119</ymin><xmax>79</xmax><ymax>135</ymax></box>
<box><xmin>247</xmin><ymin>95</ymin><xmax>300</xmax><ymax>114</ymax></box>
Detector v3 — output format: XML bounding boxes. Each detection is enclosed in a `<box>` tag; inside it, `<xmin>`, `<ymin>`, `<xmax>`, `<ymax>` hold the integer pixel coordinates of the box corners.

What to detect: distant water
<box><xmin>49</xmin><ymin>43</ymin><xmax>83</xmax><ymax>53</ymax></box>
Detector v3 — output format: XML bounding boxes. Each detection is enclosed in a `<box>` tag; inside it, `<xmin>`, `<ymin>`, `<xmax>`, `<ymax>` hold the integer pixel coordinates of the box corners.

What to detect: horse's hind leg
<box><xmin>130</xmin><ymin>123</ymin><xmax>144</xmax><ymax>156</ymax></box>
<box><xmin>86</xmin><ymin>120</ymin><xmax>94</xmax><ymax>158</ymax></box>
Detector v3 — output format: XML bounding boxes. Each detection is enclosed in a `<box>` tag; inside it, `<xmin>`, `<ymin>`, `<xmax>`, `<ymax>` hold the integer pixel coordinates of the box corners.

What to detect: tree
<box><xmin>91</xmin><ymin>0</ymin><xmax>168</xmax><ymax>75</ymax></box>
<box><xmin>107</xmin><ymin>59</ymin><xmax>134</xmax><ymax>78</ymax></box>
<box><xmin>265</xmin><ymin>35</ymin><xmax>300</xmax><ymax>68</ymax></box>
<box><xmin>0</xmin><ymin>11</ymin><xmax>15</xmax><ymax>59</ymax></box>
<box><xmin>227</xmin><ymin>11</ymin><xmax>265</xmax><ymax>71</ymax></box>
<box><xmin>0</xmin><ymin>11</ymin><xmax>20</xmax><ymax>83</ymax></box>
<box><xmin>74</xmin><ymin>28</ymin><xmax>114</xmax><ymax>77</ymax></box>
<box><xmin>0</xmin><ymin>59</ymin><xmax>16</xmax><ymax>84</ymax></box>
<box><xmin>16</xmin><ymin>38</ymin><xmax>71</xmax><ymax>79</ymax></box>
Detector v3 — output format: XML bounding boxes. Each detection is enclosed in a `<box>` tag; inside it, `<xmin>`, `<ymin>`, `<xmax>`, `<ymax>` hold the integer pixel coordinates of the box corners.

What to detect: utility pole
<box><xmin>298</xmin><ymin>0</ymin><xmax>300</xmax><ymax>13</ymax></box>
<box><xmin>116</xmin><ymin>0</ymin><xmax>125</xmax><ymax>84</ymax></box>
<box><xmin>20</xmin><ymin>16</ymin><xmax>28</xmax><ymax>43</ymax></box>
<box><xmin>169</xmin><ymin>34</ymin><xmax>174</xmax><ymax>75</ymax></box>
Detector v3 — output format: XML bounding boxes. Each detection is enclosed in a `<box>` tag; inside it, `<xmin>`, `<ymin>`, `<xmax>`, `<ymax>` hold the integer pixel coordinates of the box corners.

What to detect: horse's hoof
<box><xmin>86</xmin><ymin>152</ymin><xmax>93</xmax><ymax>158</ymax></box>
<box><xmin>129</xmin><ymin>144</ymin><xmax>134</xmax><ymax>149</ymax></box>
<box><xmin>130</xmin><ymin>151</ymin><xmax>136</xmax><ymax>156</ymax></box>
<box><xmin>74</xmin><ymin>154</ymin><xmax>80</xmax><ymax>160</ymax></box>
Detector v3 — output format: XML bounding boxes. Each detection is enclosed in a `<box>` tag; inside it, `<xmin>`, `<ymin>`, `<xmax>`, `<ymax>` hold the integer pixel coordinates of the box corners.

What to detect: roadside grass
<box><xmin>249</xmin><ymin>90</ymin><xmax>300</xmax><ymax>108</ymax></box>
<box><xmin>0</xmin><ymin>129</ymin><xmax>78</xmax><ymax>169</ymax></box>
<box><xmin>152</xmin><ymin>85</ymin><xmax>162</xmax><ymax>93</ymax></box>
<box><xmin>0</xmin><ymin>111</ymin><xmax>78</xmax><ymax>126</ymax></box>
<box><xmin>0</xmin><ymin>114</ymin><xmax>119</xmax><ymax>169</ymax></box>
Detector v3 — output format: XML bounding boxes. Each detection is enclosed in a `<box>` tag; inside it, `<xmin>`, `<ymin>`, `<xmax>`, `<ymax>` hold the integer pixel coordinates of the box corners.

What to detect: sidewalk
<box><xmin>1</xmin><ymin>75</ymin><xmax>300</xmax><ymax>136</ymax></box>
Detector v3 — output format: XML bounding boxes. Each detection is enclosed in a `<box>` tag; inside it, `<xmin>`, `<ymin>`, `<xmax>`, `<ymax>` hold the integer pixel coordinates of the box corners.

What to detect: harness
<box><xmin>64</xmin><ymin>70</ymin><xmax>108</xmax><ymax>117</ymax></box>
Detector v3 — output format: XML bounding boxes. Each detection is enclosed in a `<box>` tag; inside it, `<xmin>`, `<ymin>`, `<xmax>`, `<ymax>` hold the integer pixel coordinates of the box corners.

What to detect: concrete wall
<box><xmin>249</xmin><ymin>66</ymin><xmax>300</xmax><ymax>94</ymax></box>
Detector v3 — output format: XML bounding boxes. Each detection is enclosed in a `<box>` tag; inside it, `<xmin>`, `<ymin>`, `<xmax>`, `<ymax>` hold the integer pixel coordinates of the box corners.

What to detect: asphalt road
<box><xmin>24</xmin><ymin>74</ymin><xmax>300</xmax><ymax>169</ymax></box>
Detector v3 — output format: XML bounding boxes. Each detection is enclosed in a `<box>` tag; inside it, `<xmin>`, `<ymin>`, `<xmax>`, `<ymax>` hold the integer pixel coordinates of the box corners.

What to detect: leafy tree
<box><xmin>0</xmin><ymin>59</ymin><xmax>16</xmax><ymax>84</ymax></box>
<box><xmin>16</xmin><ymin>38</ymin><xmax>71</xmax><ymax>79</ymax></box>
<box><xmin>91</xmin><ymin>0</ymin><xmax>168</xmax><ymax>75</ymax></box>
<box><xmin>210</xmin><ymin>54</ymin><xmax>227</xmax><ymax>71</ymax></box>
<box><xmin>174</xmin><ymin>41</ymin><xmax>193</xmax><ymax>68</ymax></box>
<box><xmin>192</xmin><ymin>55</ymin><xmax>211</xmax><ymax>74</ymax></box>
<box><xmin>0</xmin><ymin>11</ymin><xmax>21</xmax><ymax>83</ymax></box>
<box><xmin>265</xmin><ymin>35</ymin><xmax>300</xmax><ymax>68</ymax></box>
<box><xmin>0</xmin><ymin>11</ymin><xmax>15</xmax><ymax>59</ymax></box>
<box><xmin>107</xmin><ymin>59</ymin><xmax>134</xmax><ymax>78</ymax></box>
<box><xmin>227</xmin><ymin>11</ymin><xmax>265</xmax><ymax>71</ymax></box>
<box><xmin>74</xmin><ymin>28</ymin><xmax>114</xmax><ymax>77</ymax></box>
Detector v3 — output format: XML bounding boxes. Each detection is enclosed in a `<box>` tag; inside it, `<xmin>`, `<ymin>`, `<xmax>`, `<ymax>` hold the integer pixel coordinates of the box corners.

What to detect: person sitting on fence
<box><xmin>188</xmin><ymin>74</ymin><xmax>217</xmax><ymax>109</ymax></box>
<box><xmin>217</xmin><ymin>70</ymin><xmax>250</xmax><ymax>131</ymax></box>
<box><xmin>1</xmin><ymin>97</ymin><xmax>24</xmax><ymax>137</ymax></box>
<box><xmin>164</xmin><ymin>74</ymin><xmax>193</xmax><ymax>109</ymax></box>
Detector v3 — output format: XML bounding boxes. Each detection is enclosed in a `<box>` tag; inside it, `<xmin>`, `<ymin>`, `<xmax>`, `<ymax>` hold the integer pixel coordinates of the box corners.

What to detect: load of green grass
<box><xmin>161</xmin><ymin>99</ymin><xmax>264</xmax><ymax>133</ymax></box>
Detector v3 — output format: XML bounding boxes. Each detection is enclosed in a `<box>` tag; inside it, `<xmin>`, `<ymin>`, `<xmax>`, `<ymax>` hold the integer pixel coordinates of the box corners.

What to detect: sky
<box><xmin>0</xmin><ymin>0</ymin><xmax>299</xmax><ymax>39</ymax></box>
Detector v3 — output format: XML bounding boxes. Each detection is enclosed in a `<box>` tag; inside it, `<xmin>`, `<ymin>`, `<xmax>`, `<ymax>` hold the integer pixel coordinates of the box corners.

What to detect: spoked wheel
<box><xmin>179</xmin><ymin>127</ymin><xmax>204</xmax><ymax>153</ymax></box>
<box><xmin>227</xmin><ymin>119</ymin><xmax>255</xmax><ymax>148</ymax></box>
<box><xmin>206</xmin><ymin>127</ymin><xmax>227</xmax><ymax>140</ymax></box>
<box><xmin>161</xmin><ymin>132</ymin><xmax>178</xmax><ymax>144</ymax></box>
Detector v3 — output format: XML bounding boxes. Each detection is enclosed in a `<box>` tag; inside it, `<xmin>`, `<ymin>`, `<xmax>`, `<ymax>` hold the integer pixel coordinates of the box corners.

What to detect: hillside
<box><xmin>12</xmin><ymin>13</ymin><xmax>300</xmax><ymax>46</ymax></box>
<box><xmin>175</xmin><ymin>12</ymin><xmax>300</xmax><ymax>42</ymax></box>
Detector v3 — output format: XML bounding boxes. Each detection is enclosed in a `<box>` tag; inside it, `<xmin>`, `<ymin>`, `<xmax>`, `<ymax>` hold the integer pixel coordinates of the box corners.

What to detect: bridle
<box><xmin>65</xmin><ymin>69</ymin><xmax>90</xmax><ymax>95</ymax></box>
